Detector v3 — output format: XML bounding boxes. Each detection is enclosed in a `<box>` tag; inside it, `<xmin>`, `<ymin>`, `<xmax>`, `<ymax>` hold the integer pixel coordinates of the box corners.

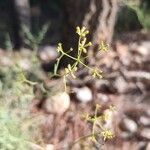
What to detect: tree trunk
<box><xmin>62</xmin><ymin>0</ymin><xmax>118</xmax><ymax>52</ymax></box>
<box><xmin>9</xmin><ymin>0</ymin><xmax>30</xmax><ymax>49</ymax></box>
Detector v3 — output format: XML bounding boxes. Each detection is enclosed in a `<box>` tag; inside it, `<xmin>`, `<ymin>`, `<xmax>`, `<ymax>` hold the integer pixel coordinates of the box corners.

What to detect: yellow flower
<box><xmin>109</xmin><ymin>105</ymin><xmax>116</xmax><ymax>112</ymax></box>
<box><xmin>98</xmin><ymin>41</ymin><xmax>109</xmax><ymax>52</ymax></box>
<box><xmin>101</xmin><ymin>129</ymin><xmax>114</xmax><ymax>141</ymax></box>
<box><xmin>102</xmin><ymin>112</ymin><xmax>110</xmax><ymax>121</ymax></box>
<box><xmin>57</xmin><ymin>43</ymin><xmax>63</xmax><ymax>52</ymax></box>
<box><xmin>76</xmin><ymin>26</ymin><xmax>89</xmax><ymax>37</ymax></box>
<box><xmin>92</xmin><ymin>68</ymin><xmax>103</xmax><ymax>78</ymax></box>
<box><xmin>65</xmin><ymin>64</ymin><xmax>77</xmax><ymax>79</ymax></box>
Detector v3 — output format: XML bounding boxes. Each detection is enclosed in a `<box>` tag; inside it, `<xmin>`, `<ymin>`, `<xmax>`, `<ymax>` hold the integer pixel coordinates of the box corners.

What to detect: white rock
<box><xmin>138</xmin><ymin>41</ymin><xmax>150</xmax><ymax>56</ymax></box>
<box><xmin>140</xmin><ymin>128</ymin><xmax>150</xmax><ymax>140</ymax></box>
<box><xmin>138</xmin><ymin>142</ymin><xmax>147</xmax><ymax>150</ymax></box>
<box><xmin>114</xmin><ymin>76</ymin><xmax>128</xmax><ymax>93</ymax></box>
<box><xmin>131</xmin><ymin>41</ymin><xmax>150</xmax><ymax>56</ymax></box>
<box><xmin>43</xmin><ymin>92</ymin><xmax>70</xmax><ymax>114</ymax></box>
<box><xmin>75</xmin><ymin>87</ymin><xmax>92</xmax><ymax>103</ymax></box>
<box><xmin>28</xmin><ymin>142</ymin><xmax>44</xmax><ymax>150</ymax></box>
<box><xmin>39</xmin><ymin>46</ymin><xmax>58</xmax><ymax>62</ymax></box>
<box><xmin>97</xmin><ymin>93</ymin><xmax>109</xmax><ymax>103</ymax></box>
<box><xmin>46</xmin><ymin>144</ymin><xmax>54</xmax><ymax>150</ymax></box>
<box><xmin>18</xmin><ymin>59</ymin><xmax>31</xmax><ymax>70</ymax></box>
<box><xmin>122</xmin><ymin>118</ymin><xmax>138</xmax><ymax>133</ymax></box>
<box><xmin>146</xmin><ymin>143</ymin><xmax>150</xmax><ymax>150</ymax></box>
<box><xmin>140</xmin><ymin>116</ymin><xmax>150</xmax><ymax>126</ymax></box>
<box><xmin>0</xmin><ymin>56</ymin><xmax>12</xmax><ymax>66</ymax></box>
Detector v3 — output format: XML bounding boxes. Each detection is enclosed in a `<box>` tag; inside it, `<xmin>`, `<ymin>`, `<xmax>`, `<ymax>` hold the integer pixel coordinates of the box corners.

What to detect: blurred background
<box><xmin>0</xmin><ymin>0</ymin><xmax>150</xmax><ymax>150</ymax></box>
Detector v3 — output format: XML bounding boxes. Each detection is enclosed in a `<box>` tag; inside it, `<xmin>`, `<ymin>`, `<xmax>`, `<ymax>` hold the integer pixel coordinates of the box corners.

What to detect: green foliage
<box><xmin>22</xmin><ymin>23</ymin><xmax>50</xmax><ymax>50</ymax></box>
<box><xmin>0</xmin><ymin>108</ymin><xmax>28</xmax><ymax>150</ymax></box>
<box><xmin>0</xmin><ymin>51</ymin><xmax>44</xmax><ymax>149</ymax></box>
<box><xmin>5</xmin><ymin>33</ymin><xmax>13</xmax><ymax>51</ymax></box>
<box><xmin>124</xmin><ymin>0</ymin><xmax>150</xmax><ymax>30</ymax></box>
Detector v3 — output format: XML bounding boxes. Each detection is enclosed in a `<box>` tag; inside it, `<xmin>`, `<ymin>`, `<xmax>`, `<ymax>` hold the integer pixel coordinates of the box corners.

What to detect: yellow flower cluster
<box><xmin>54</xmin><ymin>26</ymin><xmax>109</xmax><ymax>91</ymax></box>
<box><xmin>82</xmin><ymin>104</ymin><xmax>116</xmax><ymax>143</ymax></box>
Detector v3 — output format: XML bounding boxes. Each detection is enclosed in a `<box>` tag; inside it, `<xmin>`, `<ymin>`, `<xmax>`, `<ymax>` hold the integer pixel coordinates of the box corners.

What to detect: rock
<box><xmin>18</xmin><ymin>58</ymin><xmax>31</xmax><ymax>70</ymax></box>
<box><xmin>138</xmin><ymin>142</ymin><xmax>147</xmax><ymax>150</ymax></box>
<box><xmin>43</xmin><ymin>92</ymin><xmax>70</xmax><ymax>114</ymax></box>
<box><xmin>130</xmin><ymin>41</ymin><xmax>150</xmax><ymax>58</ymax></box>
<box><xmin>121</xmin><ymin>132</ymin><xmax>132</xmax><ymax>139</ymax></box>
<box><xmin>29</xmin><ymin>143</ymin><xmax>54</xmax><ymax>150</ymax></box>
<box><xmin>97</xmin><ymin>93</ymin><xmax>109</xmax><ymax>103</ymax></box>
<box><xmin>46</xmin><ymin>144</ymin><xmax>54</xmax><ymax>150</ymax></box>
<box><xmin>146</xmin><ymin>143</ymin><xmax>150</xmax><ymax>150</ymax></box>
<box><xmin>140</xmin><ymin>128</ymin><xmax>150</xmax><ymax>140</ymax></box>
<box><xmin>139</xmin><ymin>116</ymin><xmax>150</xmax><ymax>126</ymax></box>
<box><xmin>137</xmin><ymin>41</ymin><xmax>150</xmax><ymax>56</ymax></box>
<box><xmin>0</xmin><ymin>56</ymin><xmax>12</xmax><ymax>66</ymax></box>
<box><xmin>38</xmin><ymin>46</ymin><xmax>58</xmax><ymax>63</ymax></box>
<box><xmin>74</xmin><ymin>87</ymin><xmax>92</xmax><ymax>103</ymax></box>
<box><xmin>116</xmin><ymin>42</ymin><xmax>130</xmax><ymax>66</ymax></box>
<box><xmin>121</xmin><ymin>118</ymin><xmax>138</xmax><ymax>133</ymax></box>
<box><xmin>114</xmin><ymin>76</ymin><xmax>128</xmax><ymax>93</ymax></box>
<box><xmin>28</xmin><ymin>142</ymin><xmax>44</xmax><ymax>150</ymax></box>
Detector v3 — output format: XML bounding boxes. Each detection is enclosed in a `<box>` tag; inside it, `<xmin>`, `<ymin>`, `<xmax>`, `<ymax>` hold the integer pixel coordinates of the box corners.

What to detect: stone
<box><xmin>38</xmin><ymin>46</ymin><xmax>58</xmax><ymax>63</ymax></box>
<box><xmin>18</xmin><ymin>58</ymin><xmax>31</xmax><ymax>70</ymax></box>
<box><xmin>97</xmin><ymin>93</ymin><xmax>109</xmax><ymax>103</ymax></box>
<box><xmin>114</xmin><ymin>76</ymin><xmax>128</xmax><ymax>93</ymax></box>
<box><xmin>121</xmin><ymin>118</ymin><xmax>138</xmax><ymax>133</ymax></box>
<box><xmin>43</xmin><ymin>92</ymin><xmax>70</xmax><ymax>114</ymax></box>
<box><xmin>138</xmin><ymin>142</ymin><xmax>147</xmax><ymax>150</ymax></box>
<box><xmin>140</xmin><ymin>128</ymin><xmax>150</xmax><ymax>140</ymax></box>
<box><xmin>137</xmin><ymin>41</ymin><xmax>150</xmax><ymax>56</ymax></box>
<box><xmin>146</xmin><ymin>143</ymin><xmax>150</xmax><ymax>150</ymax></box>
<box><xmin>46</xmin><ymin>144</ymin><xmax>54</xmax><ymax>150</ymax></box>
<box><xmin>74</xmin><ymin>87</ymin><xmax>92</xmax><ymax>103</ymax></box>
<box><xmin>140</xmin><ymin>116</ymin><xmax>150</xmax><ymax>126</ymax></box>
<box><xmin>28</xmin><ymin>142</ymin><xmax>44</xmax><ymax>150</ymax></box>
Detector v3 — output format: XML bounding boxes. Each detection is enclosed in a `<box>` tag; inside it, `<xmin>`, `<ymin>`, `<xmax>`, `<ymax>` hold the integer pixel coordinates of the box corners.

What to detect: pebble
<box><xmin>38</xmin><ymin>46</ymin><xmax>58</xmax><ymax>63</ymax></box>
<box><xmin>18</xmin><ymin>58</ymin><xmax>31</xmax><ymax>70</ymax></box>
<box><xmin>43</xmin><ymin>92</ymin><xmax>70</xmax><ymax>114</ymax></box>
<box><xmin>139</xmin><ymin>116</ymin><xmax>150</xmax><ymax>126</ymax></box>
<box><xmin>74</xmin><ymin>87</ymin><xmax>92</xmax><ymax>103</ymax></box>
<box><xmin>114</xmin><ymin>76</ymin><xmax>128</xmax><ymax>93</ymax></box>
<box><xmin>121</xmin><ymin>118</ymin><xmax>138</xmax><ymax>133</ymax></box>
<box><xmin>46</xmin><ymin>144</ymin><xmax>54</xmax><ymax>150</ymax></box>
<box><xmin>137</xmin><ymin>41</ymin><xmax>150</xmax><ymax>56</ymax></box>
<box><xmin>140</xmin><ymin>128</ymin><xmax>150</xmax><ymax>140</ymax></box>
<box><xmin>97</xmin><ymin>93</ymin><xmax>109</xmax><ymax>103</ymax></box>
<box><xmin>146</xmin><ymin>143</ymin><xmax>150</xmax><ymax>150</ymax></box>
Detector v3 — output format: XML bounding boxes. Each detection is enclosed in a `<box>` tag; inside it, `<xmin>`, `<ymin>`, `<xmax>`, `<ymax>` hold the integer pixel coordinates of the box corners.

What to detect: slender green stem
<box><xmin>70</xmin><ymin>131</ymin><xmax>102</xmax><ymax>149</ymax></box>
<box><xmin>63</xmin><ymin>75</ymin><xmax>67</xmax><ymax>92</ymax></box>
<box><xmin>61</xmin><ymin>51</ymin><xmax>77</xmax><ymax>61</ymax></box>
<box><xmin>54</xmin><ymin>54</ymin><xmax>64</xmax><ymax>75</ymax></box>
<box><xmin>79</xmin><ymin>60</ymin><xmax>92</xmax><ymax>70</ymax></box>
<box><xmin>92</xmin><ymin>105</ymin><xmax>98</xmax><ymax>135</ymax></box>
<box><xmin>70</xmin><ymin>133</ymin><xmax>93</xmax><ymax>149</ymax></box>
<box><xmin>97</xmin><ymin>121</ymin><xmax>105</xmax><ymax>131</ymax></box>
<box><xmin>77</xmin><ymin>36</ymin><xmax>82</xmax><ymax>60</ymax></box>
<box><xmin>25</xmin><ymin>80</ymin><xmax>37</xmax><ymax>86</ymax></box>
